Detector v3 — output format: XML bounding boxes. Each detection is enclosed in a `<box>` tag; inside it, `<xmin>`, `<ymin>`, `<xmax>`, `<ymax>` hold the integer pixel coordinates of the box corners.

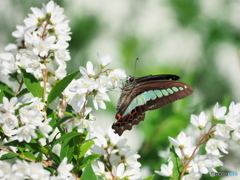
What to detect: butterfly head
<box><xmin>124</xmin><ymin>76</ymin><xmax>136</xmax><ymax>86</ymax></box>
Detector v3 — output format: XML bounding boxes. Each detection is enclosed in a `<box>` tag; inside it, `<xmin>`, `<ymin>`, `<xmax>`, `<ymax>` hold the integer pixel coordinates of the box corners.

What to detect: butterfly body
<box><xmin>112</xmin><ymin>74</ymin><xmax>193</xmax><ymax>136</ymax></box>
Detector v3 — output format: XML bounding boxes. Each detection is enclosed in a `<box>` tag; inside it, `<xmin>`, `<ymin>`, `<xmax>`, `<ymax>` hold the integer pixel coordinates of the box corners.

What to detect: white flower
<box><xmin>19</xmin><ymin>105</ymin><xmax>45</xmax><ymax>126</ymax></box>
<box><xmin>45</xmin><ymin>2</ymin><xmax>60</xmax><ymax>17</ymax></box>
<box><xmin>168</xmin><ymin>131</ymin><xmax>192</xmax><ymax>149</ymax></box>
<box><xmin>175</xmin><ymin>145</ymin><xmax>197</xmax><ymax>159</ymax></box>
<box><xmin>92</xmin><ymin>161</ymin><xmax>112</xmax><ymax>179</ymax></box>
<box><xmin>55</xmin><ymin>50</ymin><xmax>70</xmax><ymax>64</ymax></box>
<box><xmin>44</xmin><ymin>1</ymin><xmax>71</xmax><ymax>40</ymax></box>
<box><xmin>0</xmin><ymin>52</ymin><xmax>17</xmax><ymax>75</ymax></box>
<box><xmin>89</xmin><ymin>127</ymin><xmax>141</xmax><ymax>179</ymax></box>
<box><xmin>213</xmin><ymin>102</ymin><xmax>227</xmax><ymax>120</ymax></box>
<box><xmin>74</xmin><ymin>117</ymin><xmax>94</xmax><ymax>133</ymax></box>
<box><xmin>30</xmin><ymin>6</ymin><xmax>45</xmax><ymax>19</ymax></box>
<box><xmin>155</xmin><ymin>161</ymin><xmax>173</xmax><ymax>177</ymax></box>
<box><xmin>16</xmin><ymin>49</ymin><xmax>45</xmax><ymax>79</ymax></box>
<box><xmin>232</xmin><ymin>125</ymin><xmax>240</xmax><ymax>141</ymax></box>
<box><xmin>122</xmin><ymin>152</ymin><xmax>141</xmax><ymax>169</ymax></box>
<box><xmin>112</xmin><ymin>163</ymin><xmax>126</xmax><ymax>179</ymax></box>
<box><xmin>23</xmin><ymin>6</ymin><xmax>43</xmax><ymax>31</ymax></box>
<box><xmin>38</xmin><ymin>118</ymin><xmax>53</xmax><ymax>138</ymax></box>
<box><xmin>29</xmin><ymin>97</ymin><xmax>46</xmax><ymax>110</ymax></box>
<box><xmin>206</xmin><ymin>154</ymin><xmax>223</xmax><ymax>170</ymax></box>
<box><xmin>80</xmin><ymin>61</ymin><xmax>97</xmax><ymax>77</ymax></box>
<box><xmin>93</xmin><ymin>90</ymin><xmax>110</xmax><ymax>110</ymax></box>
<box><xmin>15</xmin><ymin>124</ymin><xmax>37</xmax><ymax>143</ymax></box>
<box><xmin>108</xmin><ymin>69</ymin><xmax>127</xmax><ymax>87</ymax></box>
<box><xmin>57</xmin><ymin>157</ymin><xmax>73</xmax><ymax>178</ymax></box>
<box><xmin>228</xmin><ymin>101</ymin><xmax>240</xmax><ymax>116</ymax></box>
<box><xmin>2</xmin><ymin>124</ymin><xmax>18</xmax><ymax>137</ymax></box>
<box><xmin>182</xmin><ymin>173</ymin><xmax>201</xmax><ymax>180</ymax></box>
<box><xmin>112</xmin><ymin>163</ymin><xmax>140</xmax><ymax>180</ymax></box>
<box><xmin>91</xmin><ymin>127</ymin><xmax>120</xmax><ymax>150</ymax></box>
<box><xmin>2</xmin><ymin>97</ymin><xmax>21</xmax><ymax>113</ymax></box>
<box><xmin>52</xmin><ymin>39</ymin><xmax>69</xmax><ymax>50</ymax></box>
<box><xmin>205</xmin><ymin>139</ymin><xmax>228</xmax><ymax>156</ymax></box>
<box><xmin>11</xmin><ymin>160</ymin><xmax>51</xmax><ymax>179</ymax></box>
<box><xmin>11</xmin><ymin>160</ymin><xmax>30</xmax><ymax>177</ymax></box>
<box><xmin>215</xmin><ymin>124</ymin><xmax>231</xmax><ymax>139</ymax></box>
<box><xmin>55</xmin><ymin>67</ymin><xmax>67</xmax><ymax>79</ymax></box>
<box><xmin>225</xmin><ymin>113</ymin><xmax>240</xmax><ymax>129</ymax></box>
<box><xmin>5</xmin><ymin>43</ymin><xmax>18</xmax><ymax>53</ymax></box>
<box><xmin>1</xmin><ymin>112</ymin><xmax>18</xmax><ymax>129</ymax></box>
<box><xmin>69</xmin><ymin>93</ymin><xmax>86</xmax><ymax>112</ymax></box>
<box><xmin>12</xmin><ymin>25</ymin><xmax>25</xmax><ymax>40</ymax></box>
<box><xmin>71</xmin><ymin>76</ymin><xmax>96</xmax><ymax>94</ymax></box>
<box><xmin>191</xmin><ymin>111</ymin><xmax>208</xmax><ymax>129</ymax></box>
<box><xmin>192</xmin><ymin>155</ymin><xmax>212</xmax><ymax>174</ymax></box>
<box><xmin>97</xmin><ymin>53</ymin><xmax>113</xmax><ymax>68</ymax></box>
<box><xmin>158</xmin><ymin>148</ymin><xmax>170</xmax><ymax>159</ymax></box>
<box><xmin>0</xmin><ymin>160</ymin><xmax>12</xmax><ymax>177</ymax></box>
<box><xmin>96</xmin><ymin>75</ymin><xmax>113</xmax><ymax>89</ymax></box>
<box><xmin>25</xmin><ymin>32</ymin><xmax>56</xmax><ymax>57</ymax></box>
<box><xmin>28</xmin><ymin>162</ymin><xmax>51</xmax><ymax>179</ymax></box>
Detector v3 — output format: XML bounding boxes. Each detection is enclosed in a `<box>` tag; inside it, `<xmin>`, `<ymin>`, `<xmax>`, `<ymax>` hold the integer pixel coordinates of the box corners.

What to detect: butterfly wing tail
<box><xmin>112</xmin><ymin>107</ymin><xmax>145</xmax><ymax>136</ymax></box>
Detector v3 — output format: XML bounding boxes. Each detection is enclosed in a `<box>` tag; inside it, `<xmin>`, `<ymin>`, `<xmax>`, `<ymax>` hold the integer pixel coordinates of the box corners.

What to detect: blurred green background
<box><xmin>1</xmin><ymin>0</ymin><xmax>240</xmax><ymax>179</ymax></box>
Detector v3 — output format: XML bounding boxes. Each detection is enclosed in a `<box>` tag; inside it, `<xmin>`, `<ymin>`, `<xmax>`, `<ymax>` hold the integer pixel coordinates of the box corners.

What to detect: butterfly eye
<box><xmin>126</xmin><ymin>76</ymin><xmax>135</xmax><ymax>84</ymax></box>
<box><xmin>128</xmin><ymin>76</ymin><xmax>135</xmax><ymax>82</ymax></box>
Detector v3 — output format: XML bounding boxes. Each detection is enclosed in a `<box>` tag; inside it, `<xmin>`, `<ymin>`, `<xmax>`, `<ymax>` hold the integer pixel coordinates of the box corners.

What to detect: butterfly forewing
<box><xmin>136</xmin><ymin>74</ymin><xmax>180</xmax><ymax>82</ymax></box>
<box><xmin>112</xmin><ymin>75</ymin><xmax>194</xmax><ymax>136</ymax></box>
<box><xmin>135</xmin><ymin>80</ymin><xmax>193</xmax><ymax>110</ymax></box>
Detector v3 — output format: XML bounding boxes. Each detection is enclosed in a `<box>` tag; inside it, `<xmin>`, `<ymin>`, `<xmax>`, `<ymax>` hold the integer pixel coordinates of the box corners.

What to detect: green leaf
<box><xmin>18</xmin><ymin>66</ymin><xmax>43</xmax><ymax>98</ymax></box>
<box><xmin>36</xmin><ymin>152</ymin><xmax>43</xmax><ymax>162</ymax></box>
<box><xmin>50</xmin><ymin>152</ymin><xmax>60</xmax><ymax>164</ymax></box>
<box><xmin>54</xmin><ymin>131</ymin><xmax>82</xmax><ymax>161</ymax></box>
<box><xmin>22</xmin><ymin>151</ymin><xmax>36</xmax><ymax>161</ymax></box>
<box><xmin>0</xmin><ymin>81</ymin><xmax>14</xmax><ymax>103</ymax></box>
<box><xmin>79</xmin><ymin>154</ymin><xmax>101</xmax><ymax>170</ymax></box>
<box><xmin>0</xmin><ymin>152</ymin><xmax>18</xmax><ymax>160</ymax></box>
<box><xmin>143</xmin><ymin>174</ymin><xmax>155</xmax><ymax>180</ymax></box>
<box><xmin>5</xmin><ymin>140</ymin><xmax>41</xmax><ymax>152</ymax></box>
<box><xmin>16</xmin><ymin>88</ymin><xmax>29</xmax><ymax>98</ymax></box>
<box><xmin>79</xmin><ymin>140</ymin><xmax>94</xmax><ymax>158</ymax></box>
<box><xmin>9</xmin><ymin>72</ymin><xmax>19</xmax><ymax>81</ymax></box>
<box><xmin>52</xmin><ymin>116</ymin><xmax>72</xmax><ymax>129</ymax></box>
<box><xmin>60</xmin><ymin>139</ymin><xmax>75</xmax><ymax>161</ymax></box>
<box><xmin>52</xmin><ymin>131</ymin><xmax>81</xmax><ymax>146</ymax></box>
<box><xmin>170</xmin><ymin>145</ymin><xmax>183</xmax><ymax>180</ymax></box>
<box><xmin>81</xmin><ymin>161</ymin><xmax>97</xmax><ymax>180</ymax></box>
<box><xmin>47</xmin><ymin>70</ymin><xmax>79</xmax><ymax>104</ymax></box>
<box><xmin>60</xmin><ymin>132</ymin><xmax>82</xmax><ymax>161</ymax></box>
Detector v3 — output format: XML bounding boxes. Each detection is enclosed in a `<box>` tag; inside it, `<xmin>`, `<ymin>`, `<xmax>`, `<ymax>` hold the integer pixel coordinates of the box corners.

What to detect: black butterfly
<box><xmin>112</xmin><ymin>74</ymin><xmax>194</xmax><ymax>136</ymax></box>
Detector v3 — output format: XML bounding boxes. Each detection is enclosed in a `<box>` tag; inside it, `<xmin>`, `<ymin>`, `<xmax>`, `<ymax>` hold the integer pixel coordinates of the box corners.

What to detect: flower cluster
<box><xmin>0</xmin><ymin>97</ymin><xmax>52</xmax><ymax>143</ymax></box>
<box><xmin>0</xmin><ymin>157</ymin><xmax>73</xmax><ymax>180</ymax></box>
<box><xmin>87</xmin><ymin>127</ymin><xmax>141</xmax><ymax>180</ymax></box>
<box><xmin>0</xmin><ymin>1</ymin><xmax>71</xmax><ymax>94</ymax></box>
<box><xmin>62</xmin><ymin>54</ymin><xmax>126</xmax><ymax>133</ymax></box>
<box><xmin>155</xmin><ymin>102</ymin><xmax>240</xmax><ymax>179</ymax></box>
<box><xmin>0</xmin><ymin>1</ymin><xmax>133</xmax><ymax>179</ymax></box>
<box><xmin>68</xmin><ymin>56</ymin><xmax>126</xmax><ymax>112</ymax></box>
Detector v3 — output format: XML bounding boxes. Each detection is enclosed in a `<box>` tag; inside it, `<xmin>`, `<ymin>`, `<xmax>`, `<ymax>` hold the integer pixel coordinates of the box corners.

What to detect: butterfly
<box><xmin>112</xmin><ymin>74</ymin><xmax>194</xmax><ymax>136</ymax></box>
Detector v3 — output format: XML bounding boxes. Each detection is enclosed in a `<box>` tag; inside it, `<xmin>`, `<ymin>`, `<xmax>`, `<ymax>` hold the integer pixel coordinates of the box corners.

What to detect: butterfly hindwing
<box><xmin>114</xmin><ymin>107</ymin><xmax>146</xmax><ymax>136</ymax></box>
<box><xmin>112</xmin><ymin>75</ymin><xmax>194</xmax><ymax>136</ymax></box>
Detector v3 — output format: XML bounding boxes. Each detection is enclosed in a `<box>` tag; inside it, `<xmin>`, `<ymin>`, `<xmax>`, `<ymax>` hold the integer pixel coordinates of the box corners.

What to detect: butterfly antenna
<box><xmin>133</xmin><ymin>58</ymin><xmax>139</xmax><ymax>77</ymax></box>
<box><xmin>131</xmin><ymin>58</ymin><xmax>139</xmax><ymax>87</ymax></box>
